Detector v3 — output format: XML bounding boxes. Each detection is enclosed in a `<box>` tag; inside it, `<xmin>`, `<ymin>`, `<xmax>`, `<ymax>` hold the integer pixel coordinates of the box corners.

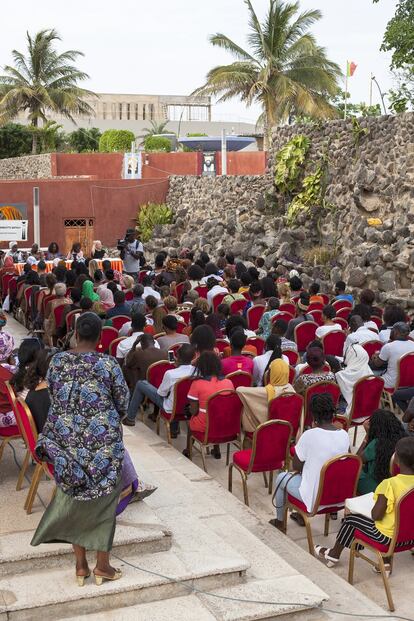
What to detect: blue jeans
<box><xmin>127</xmin><ymin>380</ymin><xmax>179</xmax><ymax>433</ymax></box>
<box><xmin>274</xmin><ymin>471</ymin><xmax>303</xmax><ymax>521</ymax></box>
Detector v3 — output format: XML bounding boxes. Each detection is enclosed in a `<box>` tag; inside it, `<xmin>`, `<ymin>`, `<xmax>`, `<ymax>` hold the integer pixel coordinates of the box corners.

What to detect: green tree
<box><xmin>374</xmin><ymin>0</ymin><xmax>414</xmax><ymax>69</ymax></box>
<box><xmin>68</xmin><ymin>127</ymin><xmax>101</xmax><ymax>152</ymax></box>
<box><xmin>0</xmin><ymin>29</ymin><xmax>95</xmax><ymax>154</ymax></box>
<box><xmin>141</xmin><ymin>120</ymin><xmax>170</xmax><ymax>138</ymax></box>
<box><xmin>193</xmin><ymin>0</ymin><xmax>341</xmax><ymax>146</ymax></box>
<box><xmin>0</xmin><ymin>122</ymin><xmax>32</xmax><ymax>159</ymax></box>
<box><xmin>144</xmin><ymin>136</ymin><xmax>172</xmax><ymax>152</ymax></box>
<box><xmin>329</xmin><ymin>90</ymin><xmax>381</xmax><ymax>118</ymax></box>
<box><xmin>99</xmin><ymin>129</ymin><xmax>135</xmax><ymax>152</ymax></box>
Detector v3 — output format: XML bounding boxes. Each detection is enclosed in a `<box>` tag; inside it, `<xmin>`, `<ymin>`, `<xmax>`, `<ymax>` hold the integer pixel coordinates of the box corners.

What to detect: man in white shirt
<box><xmin>142</xmin><ymin>275</ymin><xmax>161</xmax><ymax>302</ymax></box>
<box><xmin>315</xmin><ymin>305</ymin><xmax>342</xmax><ymax>339</ymax></box>
<box><xmin>343</xmin><ymin>315</ymin><xmax>378</xmax><ymax>354</ymax></box>
<box><xmin>206</xmin><ymin>277</ymin><xmax>228</xmax><ymax>310</ymax></box>
<box><xmin>371</xmin><ymin>322</ymin><xmax>414</xmax><ymax>389</ymax></box>
<box><xmin>123</xmin><ymin>344</ymin><xmax>195</xmax><ymax>434</ymax></box>
<box><xmin>121</xmin><ymin>229</ymin><xmax>143</xmax><ymax>280</ymax></box>
<box><xmin>116</xmin><ymin>313</ymin><xmax>159</xmax><ymax>361</ymax></box>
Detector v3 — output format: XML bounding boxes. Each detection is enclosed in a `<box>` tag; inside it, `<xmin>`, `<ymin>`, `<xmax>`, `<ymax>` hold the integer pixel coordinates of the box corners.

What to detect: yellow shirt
<box><xmin>374</xmin><ymin>474</ymin><xmax>414</xmax><ymax>538</ymax></box>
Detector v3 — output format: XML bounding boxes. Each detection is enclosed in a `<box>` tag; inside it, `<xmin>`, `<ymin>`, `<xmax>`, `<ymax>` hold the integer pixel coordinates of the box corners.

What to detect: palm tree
<box><xmin>0</xmin><ymin>29</ymin><xmax>95</xmax><ymax>153</ymax></box>
<box><xmin>193</xmin><ymin>0</ymin><xmax>342</xmax><ymax>147</ymax></box>
<box><xmin>141</xmin><ymin>120</ymin><xmax>170</xmax><ymax>138</ymax></box>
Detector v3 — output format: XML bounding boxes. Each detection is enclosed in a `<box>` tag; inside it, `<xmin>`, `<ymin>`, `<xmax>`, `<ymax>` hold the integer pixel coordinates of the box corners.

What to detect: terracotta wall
<box><xmin>52</xmin><ymin>153</ymin><xmax>123</xmax><ymax>179</ymax></box>
<box><xmin>0</xmin><ymin>178</ymin><xmax>168</xmax><ymax>251</ymax></box>
<box><xmin>215</xmin><ymin>151</ymin><xmax>267</xmax><ymax>176</ymax></box>
<box><xmin>141</xmin><ymin>152</ymin><xmax>203</xmax><ymax>178</ymax></box>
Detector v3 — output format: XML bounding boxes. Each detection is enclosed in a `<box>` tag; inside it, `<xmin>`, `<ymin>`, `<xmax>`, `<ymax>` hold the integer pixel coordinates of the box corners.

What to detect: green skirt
<box><xmin>31</xmin><ymin>479</ymin><xmax>122</xmax><ymax>552</ymax></box>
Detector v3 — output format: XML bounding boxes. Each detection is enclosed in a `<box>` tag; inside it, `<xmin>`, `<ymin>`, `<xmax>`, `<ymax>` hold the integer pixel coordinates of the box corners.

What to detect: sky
<box><xmin>0</xmin><ymin>0</ymin><xmax>398</xmax><ymax>124</ymax></box>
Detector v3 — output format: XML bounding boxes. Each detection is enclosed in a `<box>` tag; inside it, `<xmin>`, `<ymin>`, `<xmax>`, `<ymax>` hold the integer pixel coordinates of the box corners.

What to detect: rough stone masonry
<box><xmin>143</xmin><ymin>113</ymin><xmax>414</xmax><ymax>306</ymax></box>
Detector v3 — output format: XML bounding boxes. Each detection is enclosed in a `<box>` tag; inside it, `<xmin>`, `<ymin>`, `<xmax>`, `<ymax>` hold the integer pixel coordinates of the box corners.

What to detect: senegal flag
<box><xmin>347</xmin><ymin>61</ymin><xmax>357</xmax><ymax>77</ymax></box>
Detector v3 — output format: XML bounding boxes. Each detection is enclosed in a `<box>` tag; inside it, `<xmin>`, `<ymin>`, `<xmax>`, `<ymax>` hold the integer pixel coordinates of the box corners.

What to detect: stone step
<box><xmin>0</xmin><ymin>502</ymin><xmax>172</xmax><ymax>577</ymax></box>
<box><xmin>0</xmin><ymin>548</ymin><xmax>249</xmax><ymax>621</ymax></box>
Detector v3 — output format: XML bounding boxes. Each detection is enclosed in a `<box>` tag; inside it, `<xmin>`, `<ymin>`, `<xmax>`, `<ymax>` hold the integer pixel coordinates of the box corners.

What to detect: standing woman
<box><xmin>31</xmin><ymin>313</ymin><xmax>128</xmax><ymax>586</ymax></box>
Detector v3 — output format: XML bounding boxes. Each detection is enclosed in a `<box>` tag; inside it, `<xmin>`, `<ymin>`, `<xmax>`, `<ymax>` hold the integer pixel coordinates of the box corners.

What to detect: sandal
<box><xmin>289</xmin><ymin>512</ymin><xmax>305</xmax><ymax>527</ymax></box>
<box><xmin>94</xmin><ymin>568</ymin><xmax>122</xmax><ymax>585</ymax></box>
<box><xmin>372</xmin><ymin>563</ymin><xmax>392</xmax><ymax>577</ymax></box>
<box><xmin>314</xmin><ymin>545</ymin><xmax>339</xmax><ymax>568</ymax></box>
<box><xmin>76</xmin><ymin>572</ymin><xmax>91</xmax><ymax>587</ymax></box>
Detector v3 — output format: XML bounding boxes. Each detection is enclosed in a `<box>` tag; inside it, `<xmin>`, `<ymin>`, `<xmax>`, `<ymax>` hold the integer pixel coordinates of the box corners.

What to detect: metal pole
<box><xmin>221</xmin><ymin>129</ymin><xmax>227</xmax><ymax>176</ymax></box>
<box><xmin>372</xmin><ymin>75</ymin><xmax>387</xmax><ymax>114</ymax></box>
<box><xmin>33</xmin><ymin>186</ymin><xmax>40</xmax><ymax>246</ymax></box>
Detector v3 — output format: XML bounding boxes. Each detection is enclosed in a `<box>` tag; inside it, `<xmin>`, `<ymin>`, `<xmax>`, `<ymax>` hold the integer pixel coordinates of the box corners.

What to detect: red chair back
<box><xmin>176</xmin><ymin>321</ymin><xmax>187</xmax><ymax>334</ymax></box>
<box><xmin>53</xmin><ymin>302</ymin><xmax>67</xmax><ymax>329</ymax></box>
<box><xmin>216</xmin><ymin>338</ymin><xmax>229</xmax><ymax>356</ymax></box>
<box><xmin>246</xmin><ymin>305</ymin><xmax>266</xmax><ymax>331</ymax></box>
<box><xmin>8</xmin><ymin>277</ymin><xmax>18</xmax><ymax>299</ymax></box>
<box><xmin>212</xmin><ymin>292</ymin><xmax>226</xmax><ymax>312</ymax></box>
<box><xmin>229</xmin><ymin>299</ymin><xmax>247</xmax><ymax>315</ymax></box>
<box><xmin>109</xmin><ymin>337</ymin><xmax>126</xmax><ymax>357</ymax></box>
<box><xmin>362</xmin><ymin>340</ymin><xmax>382</xmax><ymax>359</ymax></box>
<box><xmin>370</xmin><ymin>315</ymin><xmax>382</xmax><ymax>329</ymax></box>
<box><xmin>332</xmin><ymin>299</ymin><xmax>353</xmax><ymax>311</ymax></box>
<box><xmin>4</xmin><ymin>381</ymin><xmax>17</xmax><ymax>409</ymax></box>
<box><xmin>242</xmin><ymin>291</ymin><xmax>251</xmax><ymax>300</ymax></box>
<box><xmin>336</xmin><ymin>307</ymin><xmax>351</xmax><ymax>320</ymax></box>
<box><xmin>334</xmin><ymin>317</ymin><xmax>348</xmax><ymax>330</ymax></box>
<box><xmin>300</xmin><ymin>363</ymin><xmax>331</xmax><ymax>375</ymax></box>
<box><xmin>294</xmin><ymin>321</ymin><xmax>318</xmax><ymax>352</ymax></box>
<box><xmin>177</xmin><ymin>309</ymin><xmax>191</xmax><ymax>324</ymax></box>
<box><xmin>308</xmin><ymin>310</ymin><xmax>323</xmax><ymax>326</ymax></box>
<box><xmin>225</xmin><ymin>371</ymin><xmax>253</xmax><ymax>389</ymax></box>
<box><xmin>65</xmin><ymin>308</ymin><xmax>81</xmax><ymax>331</ymax></box>
<box><xmin>246</xmin><ymin>337</ymin><xmax>265</xmax><ymax>355</ymax></box>
<box><xmin>125</xmin><ymin>290</ymin><xmax>134</xmax><ymax>301</ymax></box>
<box><xmin>248</xmin><ymin>419</ymin><xmax>293</xmax><ymax>473</ymax></box>
<box><xmin>2</xmin><ymin>273</ymin><xmax>15</xmax><ymax>296</ymax></box>
<box><xmin>303</xmin><ymin>381</ymin><xmax>341</xmax><ymax>428</ymax></box>
<box><xmin>204</xmin><ymin>390</ymin><xmax>242</xmax><ymax>443</ymax></box>
<box><xmin>96</xmin><ymin>327</ymin><xmax>119</xmax><ymax>353</ymax></box>
<box><xmin>146</xmin><ymin>360</ymin><xmax>175</xmax><ymax>388</ymax></box>
<box><xmin>268</xmin><ymin>393</ymin><xmax>303</xmax><ymax>437</ymax></box>
<box><xmin>283</xmin><ymin>349</ymin><xmax>299</xmax><ymax>366</ymax></box>
<box><xmin>320</xmin><ymin>294</ymin><xmax>330</xmax><ymax>305</ymax></box>
<box><xmin>43</xmin><ymin>294</ymin><xmax>57</xmax><ymax>315</ymax></box>
<box><xmin>397</xmin><ymin>352</ymin><xmax>414</xmax><ymax>389</ymax></box>
<box><xmin>315</xmin><ymin>454</ymin><xmax>361</xmax><ymax>510</ymax></box>
<box><xmin>24</xmin><ymin>285</ymin><xmax>34</xmax><ymax>310</ymax></box>
<box><xmin>272</xmin><ymin>311</ymin><xmax>293</xmax><ymax>323</ymax></box>
<box><xmin>195</xmin><ymin>285</ymin><xmax>208</xmax><ymax>299</ymax></box>
<box><xmin>168</xmin><ymin>342</ymin><xmax>188</xmax><ymax>358</ymax></box>
<box><xmin>14</xmin><ymin>398</ymin><xmax>39</xmax><ymax>459</ymax></box>
<box><xmin>279</xmin><ymin>303</ymin><xmax>296</xmax><ymax>316</ymax></box>
<box><xmin>175</xmin><ymin>282</ymin><xmax>185</xmax><ymax>303</ymax></box>
<box><xmin>111</xmin><ymin>315</ymin><xmax>131</xmax><ymax>331</ymax></box>
<box><xmin>138</xmin><ymin>270</ymin><xmax>149</xmax><ymax>284</ymax></box>
<box><xmin>308</xmin><ymin>302</ymin><xmax>324</xmax><ymax>312</ymax></box>
<box><xmin>169</xmin><ymin>377</ymin><xmax>193</xmax><ymax>421</ymax></box>
<box><xmin>348</xmin><ymin>376</ymin><xmax>384</xmax><ymax>425</ymax></box>
<box><xmin>321</xmin><ymin>330</ymin><xmax>346</xmax><ymax>357</ymax></box>
<box><xmin>394</xmin><ymin>489</ymin><xmax>414</xmax><ymax>547</ymax></box>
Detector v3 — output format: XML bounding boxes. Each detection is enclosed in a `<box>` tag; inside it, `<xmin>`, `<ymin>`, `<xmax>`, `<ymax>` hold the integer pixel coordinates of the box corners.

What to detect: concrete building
<box><xmin>16</xmin><ymin>92</ymin><xmax>258</xmax><ymax>139</ymax></box>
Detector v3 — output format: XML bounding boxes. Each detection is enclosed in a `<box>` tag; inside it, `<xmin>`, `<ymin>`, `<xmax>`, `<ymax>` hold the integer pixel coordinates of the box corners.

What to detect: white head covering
<box><xmin>289</xmin><ymin>269</ymin><xmax>300</xmax><ymax>279</ymax></box>
<box><xmin>335</xmin><ymin>344</ymin><xmax>373</xmax><ymax>414</ymax></box>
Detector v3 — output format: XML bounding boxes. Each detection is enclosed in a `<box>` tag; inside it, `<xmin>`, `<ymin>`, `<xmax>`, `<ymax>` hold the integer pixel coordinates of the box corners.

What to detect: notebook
<box><xmin>345</xmin><ymin>493</ymin><xmax>375</xmax><ymax>518</ymax></box>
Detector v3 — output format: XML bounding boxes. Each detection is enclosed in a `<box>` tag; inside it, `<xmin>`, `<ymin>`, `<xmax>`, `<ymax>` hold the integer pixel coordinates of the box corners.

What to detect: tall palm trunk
<box><xmin>31</xmin><ymin>118</ymin><xmax>38</xmax><ymax>155</ymax></box>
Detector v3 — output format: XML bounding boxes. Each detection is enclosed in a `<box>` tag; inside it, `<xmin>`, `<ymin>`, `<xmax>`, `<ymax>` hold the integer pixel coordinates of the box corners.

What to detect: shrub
<box><xmin>274</xmin><ymin>135</ymin><xmax>310</xmax><ymax>194</ymax></box>
<box><xmin>303</xmin><ymin>246</ymin><xmax>336</xmax><ymax>266</ymax></box>
<box><xmin>69</xmin><ymin>127</ymin><xmax>101</xmax><ymax>152</ymax></box>
<box><xmin>0</xmin><ymin>123</ymin><xmax>32</xmax><ymax>159</ymax></box>
<box><xmin>144</xmin><ymin>136</ymin><xmax>171</xmax><ymax>152</ymax></box>
<box><xmin>99</xmin><ymin>129</ymin><xmax>136</xmax><ymax>152</ymax></box>
<box><xmin>137</xmin><ymin>203</ymin><xmax>173</xmax><ymax>242</ymax></box>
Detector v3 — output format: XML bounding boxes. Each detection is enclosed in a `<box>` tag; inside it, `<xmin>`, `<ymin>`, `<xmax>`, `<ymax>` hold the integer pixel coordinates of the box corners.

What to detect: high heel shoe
<box><xmin>94</xmin><ymin>568</ymin><xmax>122</xmax><ymax>585</ymax></box>
<box><xmin>76</xmin><ymin>572</ymin><xmax>91</xmax><ymax>587</ymax></box>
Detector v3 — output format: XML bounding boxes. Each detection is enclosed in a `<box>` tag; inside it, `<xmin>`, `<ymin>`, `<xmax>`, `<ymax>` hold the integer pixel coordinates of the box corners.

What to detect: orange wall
<box><xmin>216</xmin><ymin>151</ymin><xmax>267</xmax><ymax>176</ymax></box>
<box><xmin>141</xmin><ymin>152</ymin><xmax>203</xmax><ymax>178</ymax></box>
<box><xmin>52</xmin><ymin>153</ymin><xmax>123</xmax><ymax>179</ymax></box>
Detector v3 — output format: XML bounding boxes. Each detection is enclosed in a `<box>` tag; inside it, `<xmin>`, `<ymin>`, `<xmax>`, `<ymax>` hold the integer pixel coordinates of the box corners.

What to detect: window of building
<box><xmin>111</xmin><ymin>103</ymin><xmax>116</xmax><ymax>120</ymax></box>
<box><xmin>119</xmin><ymin>103</ymin><xmax>123</xmax><ymax>120</ymax></box>
<box><xmin>135</xmin><ymin>104</ymin><xmax>139</xmax><ymax>120</ymax></box>
<box><xmin>142</xmin><ymin>104</ymin><xmax>146</xmax><ymax>120</ymax></box>
<box><xmin>102</xmin><ymin>103</ymin><xmax>107</xmax><ymax>120</ymax></box>
<box><xmin>127</xmin><ymin>103</ymin><xmax>131</xmax><ymax>120</ymax></box>
<box><xmin>149</xmin><ymin>104</ymin><xmax>155</xmax><ymax>120</ymax></box>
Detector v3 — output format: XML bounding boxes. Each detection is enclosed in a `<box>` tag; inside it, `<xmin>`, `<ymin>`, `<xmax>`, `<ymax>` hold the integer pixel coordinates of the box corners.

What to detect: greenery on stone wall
<box><xmin>137</xmin><ymin>203</ymin><xmax>173</xmax><ymax>242</ymax></box>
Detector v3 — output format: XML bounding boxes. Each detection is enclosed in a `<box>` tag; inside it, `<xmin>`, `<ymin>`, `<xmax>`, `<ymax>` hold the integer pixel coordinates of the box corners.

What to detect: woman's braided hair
<box><xmin>367</xmin><ymin>409</ymin><xmax>406</xmax><ymax>483</ymax></box>
<box><xmin>310</xmin><ymin>393</ymin><xmax>335</xmax><ymax>425</ymax></box>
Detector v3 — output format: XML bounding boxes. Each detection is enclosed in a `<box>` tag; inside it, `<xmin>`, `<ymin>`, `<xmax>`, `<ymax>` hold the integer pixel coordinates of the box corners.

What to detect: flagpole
<box><xmin>344</xmin><ymin>61</ymin><xmax>348</xmax><ymax>120</ymax></box>
<box><xmin>369</xmin><ymin>73</ymin><xmax>373</xmax><ymax>107</ymax></box>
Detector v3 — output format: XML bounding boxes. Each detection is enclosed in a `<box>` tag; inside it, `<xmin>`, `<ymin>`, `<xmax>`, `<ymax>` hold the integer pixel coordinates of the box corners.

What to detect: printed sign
<box><xmin>0</xmin><ymin>220</ymin><xmax>29</xmax><ymax>241</ymax></box>
<box><xmin>0</xmin><ymin>203</ymin><xmax>28</xmax><ymax>219</ymax></box>
<box><xmin>123</xmin><ymin>152</ymin><xmax>142</xmax><ymax>179</ymax></box>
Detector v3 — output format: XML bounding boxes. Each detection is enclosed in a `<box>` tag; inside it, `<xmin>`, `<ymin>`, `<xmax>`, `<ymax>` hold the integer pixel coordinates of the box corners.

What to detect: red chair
<box><xmin>138</xmin><ymin>270</ymin><xmax>149</xmax><ymax>284</ymax></box>
<box><xmin>272</xmin><ymin>311</ymin><xmax>293</xmax><ymax>323</ymax></box>
<box><xmin>215</xmin><ymin>338</ymin><xmax>229</xmax><ymax>356</ymax></box>
<box><xmin>294</xmin><ymin>321</ymin><xmax>318</xmax><ymax>352</ymax></box>
<box><xmin>109</xmin><ymin>337</ymin><xmax>127</xmax><ymax>357</ymax></box>
<box><xmin>0</xmin><ymin>380</ymin><xmax>22</xmax><ymax>486</ymax></box>
<box><xmin>1</xmin><ymin>272</ymin><xmax>15</xmax><ymax>298</ymax></box>
<box><xmin>390</xmin><ymin>453</ymin><xmax>400</xmax><ymax>476</ymax></box>
<box><xmin>147</xmin><ymin>360</ymin><xmax>175</xmax><ymax>388</ymax></box>
<box><xmin>242</xmin><ymin>291</ymin><xmax>251</xmax><ymax>300</ymax></box>
<box><xmin>189</xmin><ymin>390</ymin><xmax>242</xmax><ymax>472</ymax></box>
<box><xmin>343</xmin><ymin>376</ymin><xmax>385</xmax><ymax>445</ymax></box>
<box><xmin>111</xmin><ymin>315</ymin><xmax>131</xmax><ymax>331</ymax></box>
<box><xmin>211</xmin><ymin>292</ymin><xmax>226</xmax><ymax>312</ymax></box>
<box><xmin>336</xmin><ymin>307</ymin><xmax>351</xmax><ymax>321</ymax></box>
<box><xmin>23</xmin><ymin>285</ymin><xmax>34</xmax><ymax>313</ymax></box>
<box><xmin>247</xmin><ymin>305</ymin><xmax>266</xmax><ymax>331</ymax></box>
<box><xmin>157</xmin><ymin>377</ymin><xmax>193</xmax><ymax>444</ymax></box>
<box><xmin>65</xmin><ymin>308</ymin><xmax>81</xmax><ymax>332</ymax></box>
<box><xmin>349</xmin><ymin>487</ymin><xmax>414</xmax><ymax>611</ymax></box>
<box><xmin>291</xmin><ymin>294</ymin><xmax>300</xmax><ymax>303</ymax></box>
<box><xmin>283</xmin><ymin>349</ymin><xmax>299</xmax><ymax>366</ymax></box>
<box><xmin>177</xmin><ymin>309</ymin><xmax>191</xmax><ymax>325</ymax></box>
<box><xmin>8</xmin><ymin>277</ymin><xmax>18</xmax><ymax>302</ymax></box>
<box><xmin>369</xmin><ymin>315</ymin><xmax>382</xmax><ymax>330</ymax></box>
<box><xmin>229</xmin><ymin>299</ymin><xmax>247</xmax><ymax>315</ymax></box>
<box><xmin>303</xmin><ymin>381</ymin><xmax>341</xmax><ymax>428</ymax></box>
<box><xmin>334</xmin><ymin>317</ymin><xmax>348</xmax><ymax>330</ymax></box>
<box><xmin>246</xmin><ymin>337</ymin><xmax>265</xmax><ymax>355</ymax></box>
<box><xmin>300</xmin><ymin>363</ymin><xmax>331</xmax><ymax>375</ymax></box>
<box><xmin>229</xmin><ymin>420</ymin><xmax>293</xmax><ymax>505</ymax></box>
<box><xmin>225</xmin><ymin>371</ymin><xmax>253</xmax><ymax>389</ymax></box>
<box><xmin>51</xmin><ymin>304</ymin><xmax>67</xmax><ymax>340</ymax></box>
<box><xmin>285</xmin><ymin>454</ymin><xmax>362</xmax><ymax>553</ymax></box>
<box><xmin>332</xmin><ymin>299</ymin><xmax>353</xmax><ymax>311</ymax></box>
<box><xmin>175</xmin><ymin>282</ymin><xmax>185</xmax><ymax>303</ymax></box>
<box><xmin>383</xmin><ymin>351</ymin><xmax>414</xmax><ymax>410</ymax></box>
<box><xmin>288</xmin><ymin>366</ymin><xmax>295</xmax><ymax>384</ymax></box>
<box><xmin>279</xmin><ymin>303</ymin><xmax>296</xmax><ymax>316</ymax></box>
<box><xmin>195</xmin><ymin>285</ymin><xmax>208</xmax><ymax>299</ymax></box>
<box><xmin>96</xmin><ymin>326</ymin><xmax>118</xmax><ymax>353</ymax></box>
<box><xmin>308</xmin><ymin>302</ymin><xmax>324</xmax><ymax>312</ymax></box>
<box><xmin>175</xmin><ymin>321</ymin><xmax>187</xmax><ymax>334</ymax></box>
<box><xmin>268</xmin><ymin>393</ymin><xmax>304</xmax><ymax>439</ymax></box>
<box><xmin>43</xmin><ymin>294</ymin><xmax>58</xmax><ymax>316</ymax></box>
<box><xmin>320</xmin><ymin>294</ymin><xmax>330</xmax><ymax>305</ymax></box>
<box><xmin>168</xmin><ymin>342</ymin><xmax>189</xmax><ymax>359</ymax></box>
<box><xmin>125</xmin><ymin>290</ymin><xmax>134</xmax><ymax>301</ymax></box>
<box><xmin>308</xmin><ymin>310</ymin><xmax>323</xmax><ymax>326</ymax></box>
<box><xmin>321</xmin><ymin>330</ymin><xmax>346</xmax><ymax>357</ymax></box>
<box><xmin>362</xmin><ymin>340</ymin><xmax>382</xmax><ymax>359</ymax></box>
<box><xmin>13</xmin><ymin>398</ymin><xmax>55</xmax><ymax>514</ymax></box>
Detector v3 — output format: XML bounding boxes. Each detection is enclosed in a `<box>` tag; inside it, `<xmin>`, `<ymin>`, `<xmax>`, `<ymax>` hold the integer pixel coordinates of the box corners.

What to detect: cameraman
<box><xmin>119</xmin><ymin>228</ymin><xmax>143</xmax><ymax>281</ymax></box>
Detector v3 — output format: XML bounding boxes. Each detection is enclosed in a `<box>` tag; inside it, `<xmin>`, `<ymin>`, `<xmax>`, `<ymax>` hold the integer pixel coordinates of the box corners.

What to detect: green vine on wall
<box><xmin>274</xmin><ymin>134</ymin><xmax>310</xmax><ymax>194</ymax></box>
<box><xmin>351</xmin><ymin>117</ymin><xmax>369</xmax><ymax>147</ymax></box>
<box><xmin>286</xmin><ymin>165</ymin><xmax>323</xmax><ymax>225</ymax></box>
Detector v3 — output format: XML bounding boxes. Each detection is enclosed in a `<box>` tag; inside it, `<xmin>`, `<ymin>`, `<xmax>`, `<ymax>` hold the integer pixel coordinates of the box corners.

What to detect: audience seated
<box><xmin>294</xmin><ymin>345</ymin><xmax>336</xmax><ymax>395</ymax></box>
<box><xmin>123</xmin><ymin>334</ymin><xmax>168</xmax><ymax>389</ymax></box>
<box><xmin>315</xmin><ymin>305</ymin><xmax>341</xmax><ymax>339</ymax></box>
<box><xmin>379</xmin><ymin>304</ymin><xmax>407</xmax><ymax>343</ymax></box>
<box><xmin>221</xmin><ymin>329</ymin><xmax>254</xmax><ymax>375</ymax></box>
<box><xmin>156</xmin><ymin>316</ymin><xmax>190</xmax><ymax>350</ymax></box>
<box><xmin>116</xmin><ymin>313</ymin><xmax>153</xmax><ymax>361</ymax></box>
<box><xmin>223</xmin><ymin>279</ymin><xmax>244</xmax><ymax>306</ymax></box>
<box><xmin>309</xmin><ymin>282</ymin><xmax>324</xmax><ymax>305</ymax></box>
<box><xmin>271</xmin><ymin>319</ymin><xmax>297</xmax><ymax>351</ymax></box>
<box><xmin>127</xmin><ymin>284</ymin><xmax>146</xmax><ymax>315</ymax></box>
<box><xmin>344</xmin><ymin>315</ymin><xmax>378</xmax><ymax>351</ymax></box>
<box><xmin>334</xmin><ymin>280</ymin><xmax>354</xmax><ymax>304</ymax></box>
<box><xmin>285</xmin><ymin>292</ymin><xmax>311</xmax><ymax>341</ymax></box>
<box><xmin>336</xmin><ymin>344</ymin><xmax>373</xmax><ymax>414</ymax></box>
<box><xmin>206</xmin><ymin>276</ymin><xmax>228</xmax><ymax>309</ymax></box>
<box><xmin>252</xmin><ymin>334</ymin><xmax>290</xmax><ymax>387</ymax></box>
<box><xmin>350</xmin><ymin>303</ymin><xmax>379</xmax><ymax>333</ymax></box>
<box><xmin>106</xmin><ymin>290</ymin><xmax>131</xmax><ymax>320</ymax></box>
<box><xmin>25</xmin><ymin>350</ymin><xmax>52</xmax><ymax>432</ymax></box>
<box><xmin>371</xmin><ymin>322</ymin><xmax>414</xmax><ymax>389</ymax></box>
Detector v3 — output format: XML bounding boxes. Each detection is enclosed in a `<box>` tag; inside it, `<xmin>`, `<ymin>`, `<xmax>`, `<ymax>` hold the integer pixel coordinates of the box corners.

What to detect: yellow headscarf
<box><xmin>265</xmin><ymin>358</ymin><xmax>290</xmax><ymax>401</ymax></box>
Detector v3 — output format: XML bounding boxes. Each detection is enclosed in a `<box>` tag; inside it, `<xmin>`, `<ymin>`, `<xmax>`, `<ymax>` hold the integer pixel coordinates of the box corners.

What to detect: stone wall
<box><xmin>0</xmin><ymin>154</ymin><xmax>52</xmax><ymax>179</ymax></box>
<box><xmin>130</xmin><ymin>113</ymin><xmax>414</xmax><ymax>304</ymax></box>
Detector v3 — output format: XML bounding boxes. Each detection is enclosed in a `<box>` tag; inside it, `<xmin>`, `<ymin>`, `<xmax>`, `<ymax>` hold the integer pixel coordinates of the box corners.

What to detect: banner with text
<box><xmin>0</xmin><ymin>220</ymin><xmax>29</xmax><ymax>241</ymax></box>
